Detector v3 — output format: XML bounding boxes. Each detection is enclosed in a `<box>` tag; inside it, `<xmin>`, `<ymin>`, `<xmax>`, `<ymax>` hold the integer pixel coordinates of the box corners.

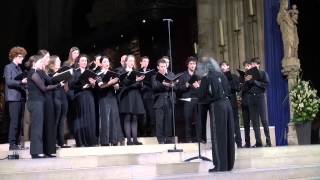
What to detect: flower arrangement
<box><xmin>289</xmin><ymin>78</ymin><xmax>320</xmax><ymax>124</ymax></box>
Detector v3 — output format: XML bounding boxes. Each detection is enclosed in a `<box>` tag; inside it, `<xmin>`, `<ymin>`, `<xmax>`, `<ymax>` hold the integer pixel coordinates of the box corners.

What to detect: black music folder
<box><xmin>101</xmin><ymin>70</ymin><xmax>120</xmax><ymax>82</ymax></box>
<box><xmin>56</xmin><ymin>66</ymin><xmax>71</xmax><ymax>73</ymax></box>
<box><xmin>246</xmin><ymin>67</ymin><xmax>261</xmax><ymax>80</ymax></box>
<box><xmin>137</xmin><ymin>69</ymin><xmax>155</xmax><ymax>77</ymax></box>
<box><xmin>237</xmin><ymin>69</ymin><xmax>245</xmax><ymax>78</ymax></box>
<box><xmin>188</xmin><ymin>74</ymin><xmax>200</xmax><ymax>84</ymax></box>
<box><xmin>79</xmin><ymin>69</ymin><xmax>97</xmax><ymax>83</ymax></box>
<box><xmin>52</xmin><ymin>69</ymin><xmax>73</xmax><ymax>84</ymax></box>
<box><xmin>156</xmin><ymin>72</ymin><xmax>184</xmax><ymax>83</ymax></box>
<box><xmin>14</xmin><ymin>71</ymin><xmax>29</xmax><ymax>80</ymax></box>
<box><xmin>237</xmin><ymin>67</ymin><xmax>261</xmax><ymax>81</ymax></box>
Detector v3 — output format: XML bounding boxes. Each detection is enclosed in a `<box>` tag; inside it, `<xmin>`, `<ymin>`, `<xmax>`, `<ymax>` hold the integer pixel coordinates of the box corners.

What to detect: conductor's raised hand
<box><xmin>192</xmin><ymin>81</ymin><xmax>200</xmax><ymax>88</ymax></box>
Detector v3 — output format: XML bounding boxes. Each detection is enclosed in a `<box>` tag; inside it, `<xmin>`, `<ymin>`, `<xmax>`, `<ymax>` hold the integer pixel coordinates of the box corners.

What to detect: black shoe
<box><xmin>61</xmin><ymin>145</ymin><xmax>71</xmax><ymax>148</ymax></box>
<box><xmin>31</xmin><ymin>154</ymin><xmax>47</xmax><ymax>159</ymax></box>
<box><xmin>101</xmin><ymin>143</ymin><xmax>110</xmax><ymax>146</ymax></box>
<box><xmin>133</xmin><ymin>141</ymin><xmax>143</xmax><ymax>145</ymax></box>
<box><xmin>251</xmin><ymin>144</ymin><xmax>263</xmax><ymax>148</ymax></box>
<box><xmin>237</xmin><ymin>144</ymin><xmax>243</xmax><ymax>148</ymax></box>
<box><xmin>9</xmin><ymin>144</ymin><xmax>19</xmax><ymax>150</ymax></box>
<box><xmin>265</xmin><ymin>143</ymin><xmax>272</xmax><ymax>147</ymax></box>
<box><xmin>244</xmin><ymin>144</ymin><xmax>251</xmax><ymax>148</ymax></box>
<box><xmin>127</xmin><ymin>141</ymin><xmax>134</xmax><ymax>145</ymax></box>
<box><xmin>208</xmin><ymin>168</ymin><xmax>218</xmax><ymax>173</ymax></box>
<box><xmin>158</xmin><ymin>141</ymin><xmax>164</xmax><ymax>144</ymax></box>
<box><xmin>45</xmin><ymin>154</ymin><xmax>56</xmax><ymax>158</ymax></box>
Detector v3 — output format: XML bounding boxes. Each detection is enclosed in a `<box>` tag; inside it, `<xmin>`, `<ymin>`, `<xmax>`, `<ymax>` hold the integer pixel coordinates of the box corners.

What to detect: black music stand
<box><xmin>180</xmin><ymin>98</ymin><xmax>211</xmax><ymax>162</ymax></box>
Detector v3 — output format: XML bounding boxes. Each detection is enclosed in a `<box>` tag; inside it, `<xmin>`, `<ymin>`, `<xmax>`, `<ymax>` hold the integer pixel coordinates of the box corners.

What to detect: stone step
<box><xmin>2</xmin><ymin>143</ymin><xmax>320</xmax><ymax>160</ymax></box>
<box><xmin>0</xmin><ymin>125</ymin><xmax>277</xmax><ymax>151</ymax></box>
<box><xmin>0</xmin><ymin>160</ymin><xmax>319</xmax><ymax>180</ymax></box>
<box><xmin>236</xmin><ymin>145</ymin><xmax>320</xmax><ymax>159</ymax></box>
<box><xmin>0</xmin><ymin>143</ymin><xmax>198</xmax><ymax>159</ymax></box>
<box><xmin>58</xmin><ymin>143</ymin><xmax>197</xmax><ymax>157</ymax></box>
<box><xmin>156</xmin><ymin>165</ymin><xmax>320</xmax><ymax>180</ymax></box>
<box><xmin>0</xmin><ymin>137</ymin><xmax>161</xmax><ymax>151</ymax></box>
<box><xmin>1</xmin><ymin>146</ymin><xmax>320</xmax><ymax>175</ymax></box>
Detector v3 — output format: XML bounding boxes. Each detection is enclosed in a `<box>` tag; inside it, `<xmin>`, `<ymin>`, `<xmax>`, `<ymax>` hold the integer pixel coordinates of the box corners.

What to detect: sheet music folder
<box><xmin>14</xmin><ymin>71</ymin><xmax>29</xmax><ymax>80</ymax></box>
<box><xmin>156</xmin><ymin>72</ymin><xmax>184</xmax><ymax>82</ymax></box>
<box><xmin>52</xmin><ymin>69</ymin><xmax>73</xmax><ymax>83</ymax></box>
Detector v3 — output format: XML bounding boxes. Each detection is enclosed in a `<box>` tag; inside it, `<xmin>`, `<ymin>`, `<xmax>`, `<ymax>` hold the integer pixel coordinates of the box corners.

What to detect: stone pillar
<box><xmin>282</xmin><ymin>57</ymin><xmax>300</xmax><ymax>145</ymax></box>
<box><xmin>197</xmin><ymin>0</ymin><xmax>214</xmax><ymax>57</ymax></box>
<box><xmin>242</xmin><ymin>0</ymin><xmax>265</xmax><ymax>66</ymax></box>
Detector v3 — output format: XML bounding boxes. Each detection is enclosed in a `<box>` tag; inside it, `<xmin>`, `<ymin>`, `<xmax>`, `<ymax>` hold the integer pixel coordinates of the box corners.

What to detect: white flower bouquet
<box><xmin>289</xmin><ymin>78</ymin><xmax>320</xmax><ymax>124</ymax></box>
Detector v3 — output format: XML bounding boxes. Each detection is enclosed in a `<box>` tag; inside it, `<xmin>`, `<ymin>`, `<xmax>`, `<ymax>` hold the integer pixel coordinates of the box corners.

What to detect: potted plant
<box><xmin>289</xmin><ymin>78</ymin><xmax>320</xmax><ymax>144</ymax></box>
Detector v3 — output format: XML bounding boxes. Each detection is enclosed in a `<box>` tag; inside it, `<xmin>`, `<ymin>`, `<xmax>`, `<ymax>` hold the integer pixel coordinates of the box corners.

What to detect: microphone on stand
<box><xmin>163</xmin><ymin>19</ymin><xmax>173</xmax><ymax>22</ymax></box>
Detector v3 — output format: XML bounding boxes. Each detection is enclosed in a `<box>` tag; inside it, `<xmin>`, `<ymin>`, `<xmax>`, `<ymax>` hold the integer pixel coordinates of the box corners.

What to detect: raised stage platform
<box><xmin>0</xmin><ymin>136</ymin><xmax>320</xmax><ymax>179</ymax></box>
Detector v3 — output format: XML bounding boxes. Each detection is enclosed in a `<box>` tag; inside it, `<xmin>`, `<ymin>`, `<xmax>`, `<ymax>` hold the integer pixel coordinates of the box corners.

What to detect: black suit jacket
<box><xmin>152</xmin><ymin>72</ymin><xmax>177</xmax><ymax>108</ymax></box>
<box><xmin>3</xmin><ymin>62</ymin><xmax>26</xmax><ymax>101</ymax></box>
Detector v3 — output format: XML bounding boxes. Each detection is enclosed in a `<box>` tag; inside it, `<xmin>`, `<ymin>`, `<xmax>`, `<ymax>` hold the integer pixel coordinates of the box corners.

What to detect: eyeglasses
<box><xmin>17</xmin><ymin>55</ymin><xmax>24</xmax><ymax>58</ymax></box>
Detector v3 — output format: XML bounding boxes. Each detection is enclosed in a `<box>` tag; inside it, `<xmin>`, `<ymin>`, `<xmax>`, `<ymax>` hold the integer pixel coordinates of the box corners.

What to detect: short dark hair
<box><xmin>250</xmin><ymin>57</ymin><xmax>261</xmax><ymax>64</ymax></box>
<box><xmin>186</xmin><ymin>56</ymin><xmax>197</xmax><ymax>65</ymax></box>
<box><xmin>140</xmin><ymin>56</ymin><xmax>149</xmax><ymax>62</ymax></box>
<box><xmin>219</xmin><ymin>61</ymin><xmax>229</xmax><ymax>66</ymax></box>
<box><xmin>99</xmin><ymin>56</ymin><xmax>109</xmax><ymax>63</ymax></box>
<box><xmin>243</xmin><ymin>60</ymin><xmax>251</xmax><ymax>66</ymax></box>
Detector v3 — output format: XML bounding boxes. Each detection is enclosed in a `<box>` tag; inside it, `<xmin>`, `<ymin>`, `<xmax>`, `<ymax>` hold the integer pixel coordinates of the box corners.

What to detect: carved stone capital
<box><xmin>281</xmin><ymin>57</ymin><xmax>300</xmax><ymax>79</ymax></box>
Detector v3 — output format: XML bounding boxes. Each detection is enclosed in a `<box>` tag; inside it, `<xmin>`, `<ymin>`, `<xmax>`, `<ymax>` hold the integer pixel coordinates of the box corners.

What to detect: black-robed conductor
<box><xmin>197</xmin><ymin>57</ymin><xmax>235</xmax><ymax>172</ymax></box>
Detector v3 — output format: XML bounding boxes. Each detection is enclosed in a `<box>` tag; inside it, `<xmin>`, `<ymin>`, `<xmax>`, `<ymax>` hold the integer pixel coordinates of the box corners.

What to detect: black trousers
<box><xmin>28</xmin><ymin>100</ymin><xmax>45</xmax><ymax>155</ymax></box>
<box><xmin>140</xmin><ymin>98</ymin><xmax>155</xmax><ymax>136</ymax></box>
<box><xmin>155</xmin><ymin>101</ymin><xmax>172</xmax><ymax>143</ymax></box>
<box><xmin>8</xmin><ymin>101</ymin><xmax>25</xmax><ymax>145</ymax></box>
<box><xmin>232</xmin><ymin>105</ymin><xmax>242</xmax><ymax>147</ymax></box>
<box><xmin>183</xmin><ymin>101</ymin><xmax>197</xmax><ymax>142</ymax></box>
<box><xmin>198</xmin><ymin>104</ymin><xmax>210</xmax><ymax>142</ymax></box>
<box><xmin>241</xmin><ymin>103</ymin><xmax>251</xmax><ymax>146</ymax></box>
<box><xmin>54</xmin><ymin>98</ymin><xmax>68</xmax><ymax>146</ymax></box>
<box><xmin>248</xmin><ymin>93</ymin><xmax>271</xmax><ymax>146</ymax></box>
<box><xmin>43</xmin><ymin>94</ymin><xmax>56</xmax><ymax>154</ymax></box>
<box><xmin>209</xmin><ymin>99</ymin><xmax>235</xmax><ymax>171</ymax></box>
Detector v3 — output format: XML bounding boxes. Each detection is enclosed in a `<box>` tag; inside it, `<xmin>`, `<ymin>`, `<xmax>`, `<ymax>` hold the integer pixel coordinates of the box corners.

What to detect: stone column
<box><xmin>196</xmin><ymin>0</ymin><xmax>214</xmax><ymax>57</ymax></box>
<box><xmin>282</xmin><ymin>57</ymin><xmax>300</xmax><ymax>145</ymax></box>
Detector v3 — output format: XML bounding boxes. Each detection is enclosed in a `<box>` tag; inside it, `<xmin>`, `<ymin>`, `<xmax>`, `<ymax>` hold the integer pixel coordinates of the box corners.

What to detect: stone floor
<box><xmin>0</xmin><ymin>140</ymin><xmax>320</xmax><ymax>180</ymax></box>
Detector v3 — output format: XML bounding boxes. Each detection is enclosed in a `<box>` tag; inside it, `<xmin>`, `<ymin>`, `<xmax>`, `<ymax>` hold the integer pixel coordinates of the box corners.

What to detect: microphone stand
<box><xmin>163</xmin><ymin>18</ymin><xmax>183</xmax><ymax>153</ymax></box>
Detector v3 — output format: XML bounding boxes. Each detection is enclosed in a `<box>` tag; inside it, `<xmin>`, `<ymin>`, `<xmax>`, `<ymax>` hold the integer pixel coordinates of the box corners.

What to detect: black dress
<box><xmin>70</xmin><ymin>69</ymin><xmax>97</xmax><ymax>147</ymax></box>
<box><xmin>27</xmin><ymin>69</ymin><xmax>58</xmax><ymax>155</ymax></box>
<box><xmin>38</xmin><ymin>70</ymin><xmax>57</xmax><ymax>155</ymax></box>
<box><xmin>118</xmin><ymin>69</ymin><xmax>145</xmax><ymax>144</ymax></box>
<box><xmin>118</xmin><ymin>70</ymin><xmax>145</xmax><ymax>115</ymax></box>
<box><xmin>97</xmin><ymin>71</ymin><xmax>124</xmax><ymax>145</ymax></box>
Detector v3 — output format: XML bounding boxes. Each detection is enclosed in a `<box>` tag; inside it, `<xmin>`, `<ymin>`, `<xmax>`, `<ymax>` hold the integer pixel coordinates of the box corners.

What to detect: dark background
<box><xmin>0</xmin><ymin>0</ymin><xmax>197</xmax><ymax>75</ymax></box>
